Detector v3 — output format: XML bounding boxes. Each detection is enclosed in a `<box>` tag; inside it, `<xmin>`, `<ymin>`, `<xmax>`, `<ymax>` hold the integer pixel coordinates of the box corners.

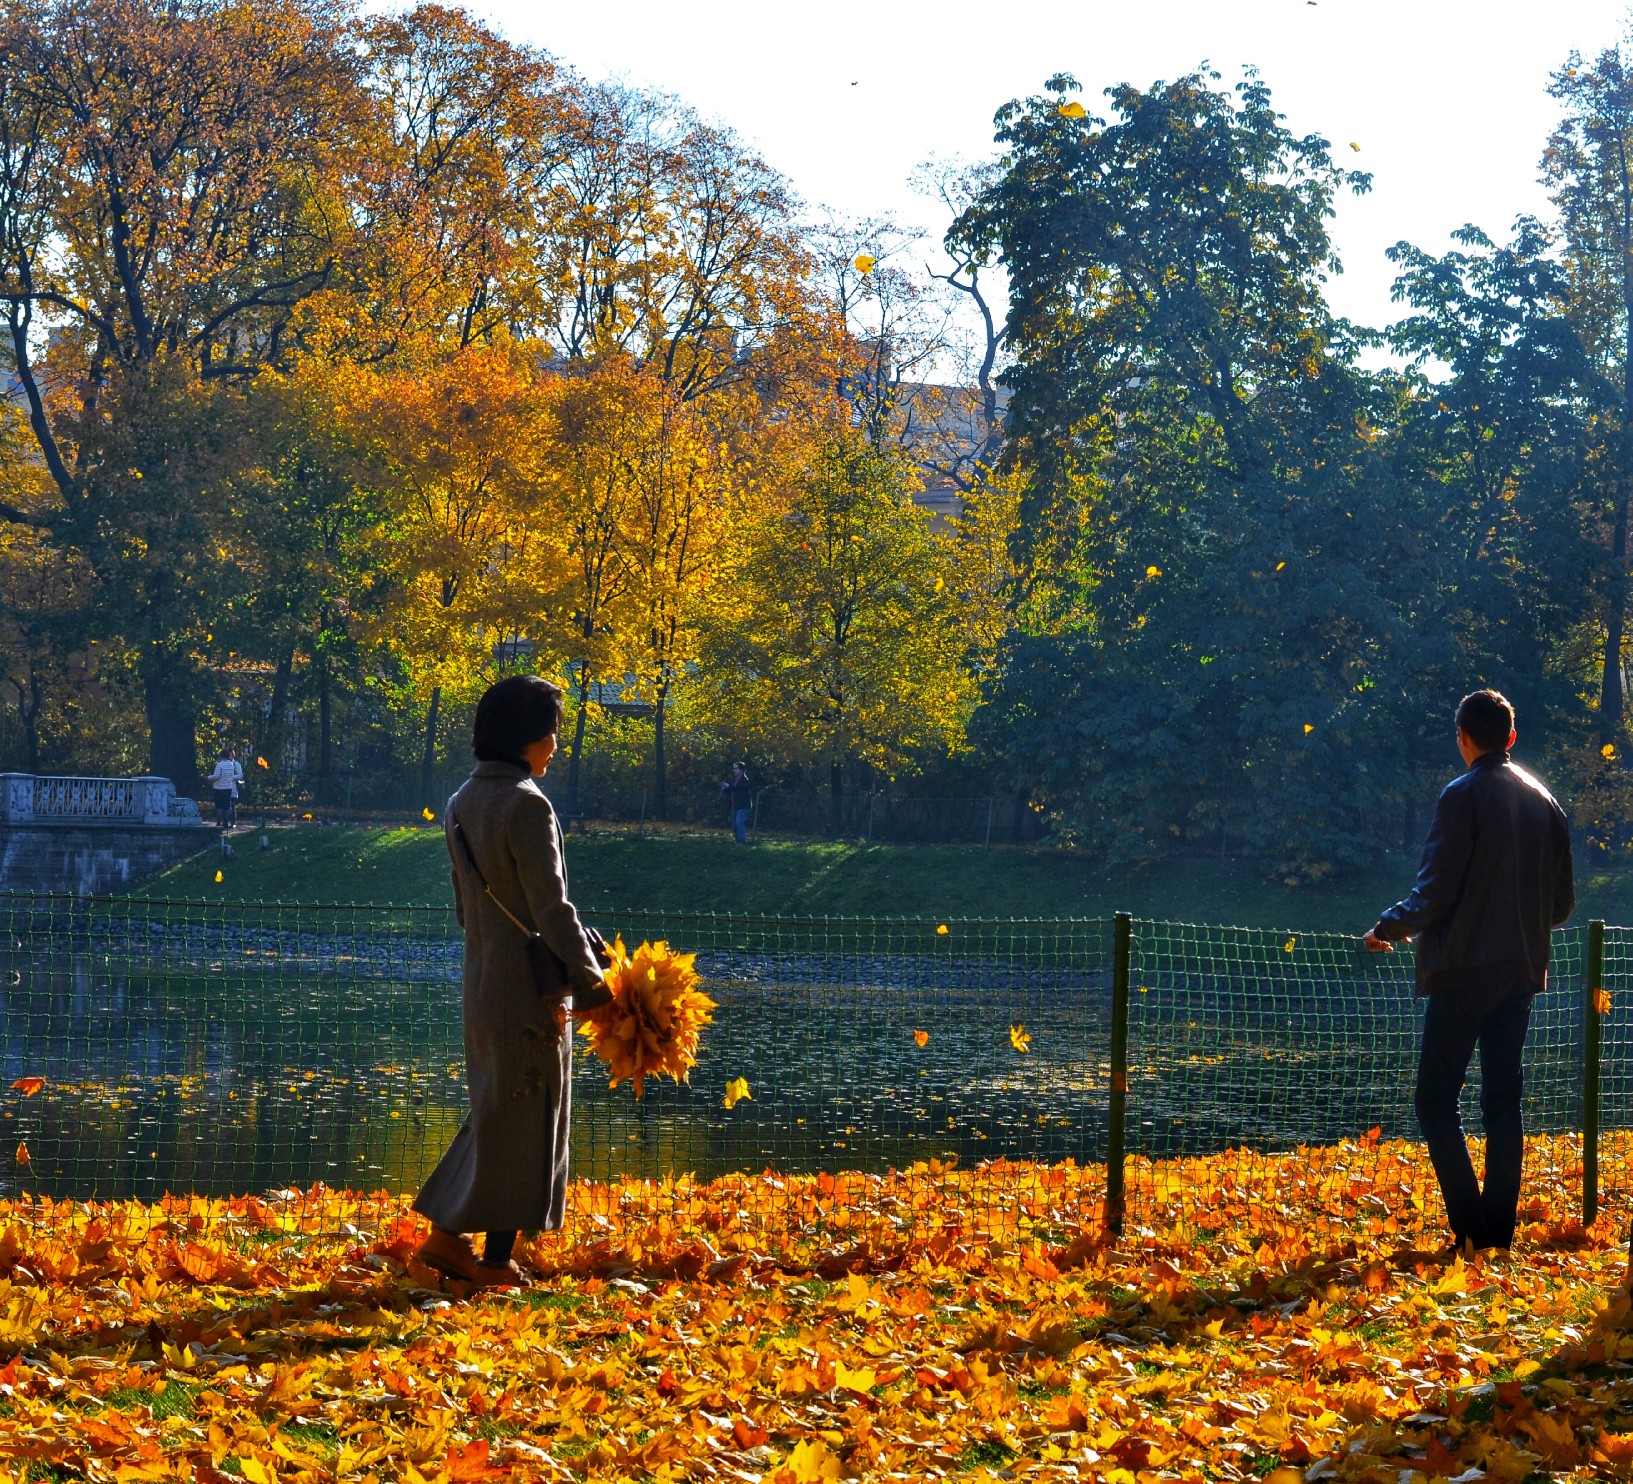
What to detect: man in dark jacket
<box><xmin>1365</xmin><ymin>689</ymin><xmax>1573</xmax><ymax>1254</ymax></box>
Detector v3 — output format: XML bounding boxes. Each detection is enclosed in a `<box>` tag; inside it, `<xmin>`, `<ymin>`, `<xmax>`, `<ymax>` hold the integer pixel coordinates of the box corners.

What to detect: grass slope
<box><xmin>149</xmin><ymin>822</ymin><xmax>1413</xmax><ymax>929</ymax></box>
<box><xmin>148</xmin><ymin>821</ymin><xmax>1633</xmax><ymax>929</ymax></box>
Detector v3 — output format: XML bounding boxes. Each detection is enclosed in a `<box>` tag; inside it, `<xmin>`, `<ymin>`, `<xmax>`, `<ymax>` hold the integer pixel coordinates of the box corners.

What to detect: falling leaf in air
<box><xmin>1604</xmin><ymin>743</ymin><xmax>1617</xmax><ymax>760</ymax></box>
<box><xmin>913</xmin><ymin>1029</ymin><xmax>929</xmax><ymax>1047</ymax></box>
<box><xmin>1058</xmin><ymin>100</ymin><xmax>1087</xmax><ymax>119</ymax></box>
<box><xmin>14</xmin><ymin>1141</ymin><xmax>27</xmax><ymax>1166</ymax></box>
<box><xmin>422</xmin><ymin>807</ymin><xmax>435</xmax><ymax>821</ymax></box>
<box><xmin>723</xmin><ymin>1077</ymin><xmax>752</xmax><ymax>1109</ymax></box>
<box><xmin>1284</xmin><ymin>938</ymin><xmax>1296</xmax><ymax>953</ymax></box>
<box><xmin>1349</xmin><ymin>141</ymin><xmax>1361</xmax><ymax>151</ymax></box>
<box><xmin>214</xmin><ymin>870</ymin><xmax>224</xmax><ymax>884</ymax></box>
<box><xmin>256</xmin><ymin>756</ymin><xmax>269</xmax><ymax>768</ymax></box>
<box><xmin>1596</xmin><ymin>987</ymin><xmax>1613</xmax><ymax>1015</ymax></box>
<box><xmin>301</xmin><ymin>812</ymin><xmax>313</xmax><ymax>820</ymax></box>
<box><xmin>1146</xmin><ymin>565</ymin><xmax>1162</xmax><ymax>578</ymax></box>
<box><xmin>854</xmin><ymin>254</ymin><xmax>875</xmax><ymax>274</ymax></box>
<box><xmin>1010</xmin><ymin>1023</ymin><xmax>1031</xmax><ymax>1054</ymax></box>
<box><xmin>9</xmin><ymin>1078</ymin><xmax>42</xmax><ymax>1098</ymax></box>
<box><xmin>1276</xmin><ymin>560</ymin><xmax>1286</xmax><ymax>570</ymax></box>
<box><xmin>935</xmin><ymin>923</ymin><xmax>949</xmax><ymax>935</ymax></box>
<box><xmin>1303</xmin><ymin>723</ymin><xmax>1315</xmax><ymax>734</ymax></box>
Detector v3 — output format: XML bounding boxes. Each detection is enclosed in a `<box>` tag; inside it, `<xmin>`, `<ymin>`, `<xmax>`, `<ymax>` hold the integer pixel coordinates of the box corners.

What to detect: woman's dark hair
<box><xmin>1455</xmin><ymin>688</ymin><xmax>1515</xmax><ymax>753</ymax></box>
<box><xmin>472</xmin><ymin>675</ymin><xmax>564</xmax><ymax>765</ymax></box>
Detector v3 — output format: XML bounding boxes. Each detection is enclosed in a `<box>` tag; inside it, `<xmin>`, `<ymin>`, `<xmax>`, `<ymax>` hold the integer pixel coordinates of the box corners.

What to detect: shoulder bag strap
<box><xmin>449</xmin><ymin>806</ymin><xmax>539</xmax><ymax>942</ymax></box>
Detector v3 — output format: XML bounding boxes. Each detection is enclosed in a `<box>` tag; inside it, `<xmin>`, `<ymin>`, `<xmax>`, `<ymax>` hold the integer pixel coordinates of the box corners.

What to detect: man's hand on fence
<box><xmin>1363</xmin><ymin>932</ymin><xmax>1395</xmax><ymax>953</ymax></box>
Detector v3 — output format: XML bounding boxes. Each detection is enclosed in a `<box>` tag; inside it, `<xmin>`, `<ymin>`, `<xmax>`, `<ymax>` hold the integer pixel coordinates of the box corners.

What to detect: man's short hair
<box><xmin>1456</xmin><ymin>689</ymin><xmax>1515</xmax><ymax>753</ymax></box>
<box><xmin>473</xmin><ymin>675</ymin><xmax>564</xmax><ymax>764</ymax></box>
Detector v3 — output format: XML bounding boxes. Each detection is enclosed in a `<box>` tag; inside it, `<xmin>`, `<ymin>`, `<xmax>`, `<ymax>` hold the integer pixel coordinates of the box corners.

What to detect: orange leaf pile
<box><xmin>577</xmin><ymin>936</ymin><xmax>716</xmax><ymax>1098</ymax></box>
<box><xmin>0</xmin><ymin>1138</ymin><xmax>1622</xmax><ymax>1480</ymax></box>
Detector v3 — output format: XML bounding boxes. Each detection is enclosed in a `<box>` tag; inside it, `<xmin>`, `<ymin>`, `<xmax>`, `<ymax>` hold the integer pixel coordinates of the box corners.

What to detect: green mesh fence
<box><xmin>1597</xmin><ymin>925</ymin><xmax>1633</xmax><ymax>1208</ymax></box>
<box><xmin>1122</xmin><ymin>918</ymin><xmax>1588</xmax><ymax>1238</ymax></box>
<box><xmin>0</xmin><ymin>895</ymin><xmax>1113</xmax><ymax>1236</ymax></box>
<box><xmin>0</xmin><ymin>893</ymin><xmax>1620</xmax><ymax>1242</ymax></box>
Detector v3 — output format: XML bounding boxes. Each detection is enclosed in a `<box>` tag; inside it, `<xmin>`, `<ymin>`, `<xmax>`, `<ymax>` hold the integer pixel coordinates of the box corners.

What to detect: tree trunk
<box><xmin>653</xmin><ymin>681</ymin><xmax>669</xmax><ymax>820</ymax></box>
<box><xmin>1011</xmin><ymin>786</ymin><xmax>1029</xmax><ymax>844</ymax></box>
<box><xmin>12</xmin><ymin>667</ymin><xmax>42</xmax><ymax>773</ymax></box>
<box><xmin>142</xmin><ymin>653</ymin><xmax>199</xmax><ymax>793</ymax></box>
<box><xmin>264</xmin><ymin>648</ymin><xmax>293</xmax><ymax>774</ymax></box>
<box><xmin>419</xmin><ymin>685</ymin><xmax>441</xmax><ymax>804</ymax></box>
<box><xmin>566</xmin><ymin>669</ymin><xmax>590</xmax><ymax>816</ymax></box>
<box><xmin>829</xmin><ymin>759</ymin><xmax>843</xmax><ymax>838</ymax></box>
<box><xmin>318</xmin><ymin>665</ymin><xmax>335</xmax><ymax>799</ymax></box>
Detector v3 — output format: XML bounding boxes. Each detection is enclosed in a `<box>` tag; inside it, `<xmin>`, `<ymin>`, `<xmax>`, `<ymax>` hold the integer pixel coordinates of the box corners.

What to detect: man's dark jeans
<box><xmin>1414</xmin><ymin>988</ymin><xmax>1534</xmax><ymax>1250</ymax></box>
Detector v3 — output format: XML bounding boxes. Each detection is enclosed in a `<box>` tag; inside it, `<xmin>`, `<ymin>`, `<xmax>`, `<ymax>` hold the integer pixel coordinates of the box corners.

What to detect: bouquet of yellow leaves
<box><xmin>577</xmin><ymin>937</ymin><xmax>716</xmax><ymax>1099</ymax></box>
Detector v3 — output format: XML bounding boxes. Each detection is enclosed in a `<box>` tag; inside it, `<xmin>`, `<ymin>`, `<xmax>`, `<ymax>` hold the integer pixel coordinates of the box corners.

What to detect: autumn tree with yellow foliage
<box><xmin>695</xmin><ymin>430</ymin><xmax>977</xmax><ymax>833</ymax></box>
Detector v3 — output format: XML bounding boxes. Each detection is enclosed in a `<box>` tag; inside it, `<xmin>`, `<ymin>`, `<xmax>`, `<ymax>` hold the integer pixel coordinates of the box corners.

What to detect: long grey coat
<box><xmin>412</xmin><ymin>761</ymin><xmax>604</xmax><ymax>1233</ymax></box>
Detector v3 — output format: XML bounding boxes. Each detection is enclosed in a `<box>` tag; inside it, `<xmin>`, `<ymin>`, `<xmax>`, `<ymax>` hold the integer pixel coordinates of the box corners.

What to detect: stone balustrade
<box><xmin>0</xmin><ymin>774</ymin><xmax>205</xmax><ymax>827</ymax></box>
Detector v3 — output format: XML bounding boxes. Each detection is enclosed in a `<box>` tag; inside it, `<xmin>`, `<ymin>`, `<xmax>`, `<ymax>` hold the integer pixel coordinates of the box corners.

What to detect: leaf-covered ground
<box><xmin>1</xmin><ymin>1137</ymin><xmax>1631</xmax><ymax>1482</ymax></box>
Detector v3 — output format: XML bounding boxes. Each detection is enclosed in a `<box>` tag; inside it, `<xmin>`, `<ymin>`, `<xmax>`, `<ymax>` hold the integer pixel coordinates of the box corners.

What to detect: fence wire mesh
<box><xmin>0</xmin><ymin>894</ymin><xmax>1620</xmax><ymax>1245</ymax></box>
<box><xmin>0</xmin><ymin>896</ymin><xmax>1112</xmax><ymax>1240</ymax></box>
<box><xmin>1123</xmin><ymin>919</ymin><xmax>1588</xmax><ymax>1240</ymax></box>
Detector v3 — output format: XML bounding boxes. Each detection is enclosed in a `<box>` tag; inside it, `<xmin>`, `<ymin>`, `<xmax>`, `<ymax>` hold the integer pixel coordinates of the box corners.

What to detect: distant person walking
<box><xmin>719</xmin><ymin>761</ymin><xmax>752</xmax><ymax>843</ymax></box>
<box><xmin>1364</xmin><ymin>689</ymin><xmax>1573</xmax><ymax>1256</ymax></box>
<box><xmin>205</xmin><ymin>748</ymin><xmax>244</xmax><ymax>828</ymax></box>
<box><xmin>413</xmin><ymin>675</ymin><xmax>611</xmax><ymax>1289</ymax></box>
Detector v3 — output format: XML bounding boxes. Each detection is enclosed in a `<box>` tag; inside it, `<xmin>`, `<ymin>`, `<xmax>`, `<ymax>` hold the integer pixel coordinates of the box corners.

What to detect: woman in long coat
<box><xmin>413</xmin><ymin>675</ymin><xmax>608</xmax><ymax>1287</ymax></box>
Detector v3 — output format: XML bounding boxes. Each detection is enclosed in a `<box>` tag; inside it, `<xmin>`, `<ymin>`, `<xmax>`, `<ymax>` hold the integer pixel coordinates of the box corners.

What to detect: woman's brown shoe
<box><xmin>468</xmin><ymin>1259</ymin><xmax>530</xmax><ymax>1289</ymax></box>
<box><xmin>414</xmin><ymin>1227</ymin><xmax>481</xmax><ymax>1283</ymax></box>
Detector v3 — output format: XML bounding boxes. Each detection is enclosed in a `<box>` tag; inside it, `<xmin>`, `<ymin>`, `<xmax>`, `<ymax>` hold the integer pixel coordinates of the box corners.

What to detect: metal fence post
<box><xmin>1107</xmin><ymin>912</ymin><xmax>1132</xmax><ymax>1235</ymax></box>
<box><xmin>1585</xmin><ymin>919</ymin><xmax>1605</xmax><ymax>1226</ymax></box>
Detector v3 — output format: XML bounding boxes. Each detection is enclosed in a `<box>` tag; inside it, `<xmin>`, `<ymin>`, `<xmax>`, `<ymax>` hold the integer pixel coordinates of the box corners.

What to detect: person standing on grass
<box><xmin>719</xmin><ymin>760</ymin><xmax>752</xmax><ymax>843</ymax></box>
<box><xmin>205</xmin><ymin>747</ymin><xmax>243</xmax><ymax>828</ymax></box>
<box><xmin>413</xmin><ymin>675</ymin><xmax>611</xmax><ymax>1290</ymax></box>
<box><xmin>1364</xmin><ymin>689</ymin><xmax>1573</xmax><ymax>1257</ymax></box>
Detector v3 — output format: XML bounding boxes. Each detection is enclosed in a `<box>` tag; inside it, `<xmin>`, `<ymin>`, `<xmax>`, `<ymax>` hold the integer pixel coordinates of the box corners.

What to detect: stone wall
<box><xmin>0</xmin><ymin>774</ymin><xmax>212</xmax><ymax>894</ymax></box>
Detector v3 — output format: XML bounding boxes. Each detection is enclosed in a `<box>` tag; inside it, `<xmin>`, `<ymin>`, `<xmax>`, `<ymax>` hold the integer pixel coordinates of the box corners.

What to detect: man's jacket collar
<box><xmin>1471</xmin><ymin>750</ymin><xmax>1510</xmax><ymax>770</ymax></box>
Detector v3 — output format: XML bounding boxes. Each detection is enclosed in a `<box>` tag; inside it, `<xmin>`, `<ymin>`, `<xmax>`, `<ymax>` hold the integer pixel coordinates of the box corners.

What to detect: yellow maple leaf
<box><xmin>214</xmin><ymin>870</ymin><xmax>224</xmax><ymax>884</ymax></box>
<box><xmin>1010</xmin><ymin>1023</ymin><xmax>1031</xmax><ymax>1054</ymax></box>
<box><xmin>1058</xmin><ymin>100</ymin><xmax>1087</xmax><ymax>119</ymax></box>
<box><xmin>936</xmin><ymin>923</ymin><xmax>949</xmax><ymax>935</ymax></box>
<box><xmin>422</xmin><ymin>807</ymin><xmax>435</xmax><ymax>821</ymax></box>
<box><xmin>1284</xmin><ymin>938</ymin><xmax>1296</xmax><ymax>953</ymax></box>
<box><xmin>781</xmin><ymin>1438</ymin><xmax>842</xmax><ymax>1481</ymax></box>
<box><xmin>239</xmin><ymin>1458</ymin><xmax>277</xmax><ymax>1484</ymax></box>
<box><xmin>1303</xmin><ymin>723</ymin><xmax>1315</xmax><ymax>734</ymax></box>
<box><xmin>1605</xmin><ymin>743</ymin><xmax>1618</xmax><ymax>760</ymax></box>
<box><xmin>1276</xmin><ymin>560</ymin><xmax>1286</xmax><ymax>570</ymax></box>
<box><xmin>913</xmin><ymin>1029</ymin><xmax>929</xmax><ymax>1047</ymax></box>
<box><xmin>854</xmin><ymin>254</ymin><xmax>875</xmax><ymax>274</ymax></box>
<box><xmin>835</xmin><ymin>1361</ymin><xmax>876</xmax><ymax>1393</ymax></box>
<box><xmin>1146</xmin><ymin>565</ymin><xmax>1162</xmax><ymax>578</ymax></box>
<box><xmin>723</xmin><ymin>1077</ymin><xmax>751</xmax><ymax>1109</ymax></box>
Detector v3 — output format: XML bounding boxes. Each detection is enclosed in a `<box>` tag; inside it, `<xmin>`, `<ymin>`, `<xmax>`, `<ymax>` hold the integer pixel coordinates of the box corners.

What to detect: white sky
<box><xmin>471</xmin><ymin>0</ymin><xmax>1627</xmax><ymax>337</ymax></box>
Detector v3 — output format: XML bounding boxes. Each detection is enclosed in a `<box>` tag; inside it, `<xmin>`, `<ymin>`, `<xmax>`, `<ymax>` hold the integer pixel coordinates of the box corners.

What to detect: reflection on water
<box><xmin>0</xmin><ymin>940</ymin><xmax>1114</xmax><ymax>1201</ymax></box>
